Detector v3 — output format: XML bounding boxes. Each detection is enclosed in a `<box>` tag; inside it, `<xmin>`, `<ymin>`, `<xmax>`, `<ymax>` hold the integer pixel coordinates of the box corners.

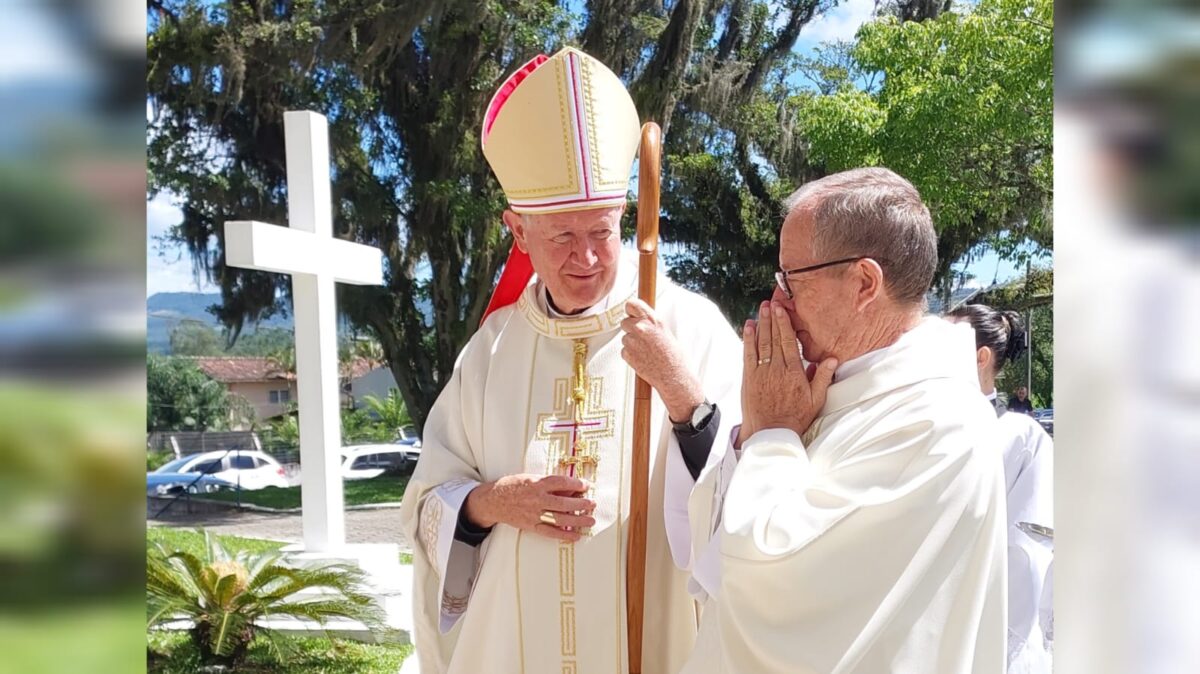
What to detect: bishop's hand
<box><xmin>463</xmin><ymin>474</ymin><xmax>597</xmax><ymax>543</ymax></box>
<box><xmin>739</xmin><ymin>301</ymin><xmax>837</xmax><ymax>443</ymax></box>
<box><xmin>620</xmin><ymin>298</ymin><xmax>705</xmax><ymax>423</ymax></box>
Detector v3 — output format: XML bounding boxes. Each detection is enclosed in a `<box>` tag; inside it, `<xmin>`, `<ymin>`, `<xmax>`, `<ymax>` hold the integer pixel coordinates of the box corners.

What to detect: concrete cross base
<box><xmin>280</xmin><ymin>542</ymin><xmax>413</xmax><ymax>641</ymax></box>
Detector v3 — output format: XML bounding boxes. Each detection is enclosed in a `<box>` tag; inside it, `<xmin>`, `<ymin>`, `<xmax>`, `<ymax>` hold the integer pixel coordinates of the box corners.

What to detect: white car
<box><xmin>341</xmin><ymin>444</ymin><xmax>414</xmax><ymax>480</ymax></box>
<box><xmin>152</xmin><ymin>450</ymin><xmax>290</xmax><ymax>491</ymax></box>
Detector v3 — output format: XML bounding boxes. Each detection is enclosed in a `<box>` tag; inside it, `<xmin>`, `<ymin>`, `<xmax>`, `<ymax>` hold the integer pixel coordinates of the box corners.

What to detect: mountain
<box><xmin>146</xmin><ymin>292</ymin><xmax>292</xmax><ymax>354</ymax></box>
<box><xmin>147</xmin><ymin>291</ymin><xmax>434</xmax><ymax>354</ymax></box>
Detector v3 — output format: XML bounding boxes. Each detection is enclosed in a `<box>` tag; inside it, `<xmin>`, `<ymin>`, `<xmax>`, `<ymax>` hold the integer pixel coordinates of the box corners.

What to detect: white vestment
<box><xmin>994</xmin><ymin>409</ymin><xmax>1054</xmax><ymax>673</ymax></box>
<box><xmin>678</xmin><ymin>318</ymin><xmax>1008</xmax><ymax>674</ymax></box>
<box><xmin>399</xmin><ymin>253</ymin><xmax>742</xmax><ymax>674</ymax></box>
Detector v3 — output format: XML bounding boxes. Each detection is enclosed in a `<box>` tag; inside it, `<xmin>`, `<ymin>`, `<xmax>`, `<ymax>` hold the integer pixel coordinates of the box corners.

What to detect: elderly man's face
<box><xmin>772</xmin><ymin>207</ymin><xmax>859</xmax><ymax>363</ymax></box>
<box><xmin>511</xmin><ymin>206</ymin><xmax>624</xmax><ymax>314</ymax></box>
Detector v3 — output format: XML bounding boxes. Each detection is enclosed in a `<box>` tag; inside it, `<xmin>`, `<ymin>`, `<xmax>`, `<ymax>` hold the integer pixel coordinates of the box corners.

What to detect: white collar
<box><xmin>821</xmin><ymin>317</ymin><xmax>981</xmax><ymax>415</ymax></box>
<box><xmin>831</xmin><ymin>342</ymin><xmax>891</xmax><ymax>383</ymax></box>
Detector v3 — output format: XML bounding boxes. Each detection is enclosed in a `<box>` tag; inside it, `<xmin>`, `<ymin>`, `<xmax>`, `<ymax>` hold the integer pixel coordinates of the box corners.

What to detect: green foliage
<box><xmin>341</xmin><ymin>407</ymin><xmax>392</xmax><ymax>445</ymax></box>
<box><xmin>360</xmin><ymin>389</ymin><xmax>412</xmax><ymax>439</ymax></box>
<box><xmin>146</xmin><ymin>530</ymin><xmax>389</xmax><ymax>667</ymax></box>
<box><xmin>263</xmin><ymin>409</ymin><xmax>299</xmax><ymax>449</ymax></box>
<box><xmin>168</xmin><ymin>320</ymin><xmax>223</xmax><ymax>356</ymax></box>
<box><xmin>798</xmin><ymin>0</ymin><xmax>1053</xmax><ymax>288</ymax></box>
<box><xmin>147</xmin><ymin>355</ymin><xmax>252</xmax><ymax>431</ymax></box>
<box><xmin>148</xmin><ymin>630</ymin><xmax>412</xmax><ymax>674</ymax></box>
<box><xmin>148</xmin><ymin>449</ymin><xmax>177</xmax><ymax>472</ymax></box>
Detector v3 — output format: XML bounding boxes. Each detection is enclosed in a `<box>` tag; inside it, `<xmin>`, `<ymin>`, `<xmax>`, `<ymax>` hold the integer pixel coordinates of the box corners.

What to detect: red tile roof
<box><xmin>189</xmin><ymin>357</ymin><xmax>293</xmax><ymax>383</ymax></box>
<box><xmin>188</xmin><ymin>356</ymin><xmax>384</xmax><ymax>383</ymax></box>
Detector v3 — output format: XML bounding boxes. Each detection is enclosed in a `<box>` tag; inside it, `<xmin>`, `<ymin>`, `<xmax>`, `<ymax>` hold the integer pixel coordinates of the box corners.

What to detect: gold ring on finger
<box><xmin>758</xmin><ymin>357</ymin><xmax>772</xmax><ymax>365</ymax></box>
<box><xmin>539</xmin><ymin>511</ymin><xmax>558</xmax><ymax>526</ymax></box>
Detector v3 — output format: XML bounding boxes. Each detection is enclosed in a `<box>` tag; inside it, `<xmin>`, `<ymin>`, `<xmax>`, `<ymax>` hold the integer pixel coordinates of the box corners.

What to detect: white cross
<box><xmin>224</xmin><ymin>111</ymin><xmax>383</xmax><ymax>552</ymax></box>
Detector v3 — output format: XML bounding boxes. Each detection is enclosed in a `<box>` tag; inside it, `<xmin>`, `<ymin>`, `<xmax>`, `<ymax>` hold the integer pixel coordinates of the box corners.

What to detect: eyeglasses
<box><xmin>774</xmin><ymin>257</ymin><xmax>872</xmax><ymax>300</ymax></box>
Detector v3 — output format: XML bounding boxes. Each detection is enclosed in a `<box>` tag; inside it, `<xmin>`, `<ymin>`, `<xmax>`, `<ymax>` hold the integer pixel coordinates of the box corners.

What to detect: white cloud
<box><xmin>147</xmin><ymin>192</ymin><xmax>216</xmax><ymax>296</ymax></box>
<box><xmin>801</xmin><ymin>0</ymin><xmax>876</xmax><ymax>46</ymax></box>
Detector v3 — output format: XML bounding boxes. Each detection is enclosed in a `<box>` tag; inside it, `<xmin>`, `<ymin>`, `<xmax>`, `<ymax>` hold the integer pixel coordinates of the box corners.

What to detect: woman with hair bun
<box><xmin>947</xmin><ymin>303</ymin><xmax>1054</xmax><ymax>673</ymax></box>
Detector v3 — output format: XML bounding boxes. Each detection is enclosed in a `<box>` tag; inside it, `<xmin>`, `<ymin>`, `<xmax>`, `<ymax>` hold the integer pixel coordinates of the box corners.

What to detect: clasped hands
<box><xmin>738</xmin><ymin>301</ymin><xmax>838</xmax><ymax>445</ymax></box>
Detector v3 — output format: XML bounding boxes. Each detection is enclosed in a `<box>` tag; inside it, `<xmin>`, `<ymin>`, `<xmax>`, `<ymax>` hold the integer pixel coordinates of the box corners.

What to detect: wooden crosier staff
<box><xmin>626</xmin><ymin>121</ymin><xmax>660</xmax><ymax>674</ymax></box>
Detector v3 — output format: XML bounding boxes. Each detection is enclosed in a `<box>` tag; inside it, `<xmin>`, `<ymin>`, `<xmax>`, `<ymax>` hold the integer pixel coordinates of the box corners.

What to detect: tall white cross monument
<box><xmin>224</xmin><ymin>111</ymin><xmax>383</xmax><ymax>552</ymax></box>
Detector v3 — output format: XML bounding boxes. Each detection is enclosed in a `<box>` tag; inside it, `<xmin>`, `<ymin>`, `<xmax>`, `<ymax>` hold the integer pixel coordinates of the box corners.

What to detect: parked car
<box><xmin>146</xmin><ymin>472</ymin><xmax>234</xmax><ymax>496</ymax></box>
<box><xmin>341</xmin><ymin>444</ymin><xmax>414</xmax><ymax>480</ymax></box>
<box><xmin>395</xmin><ymin>427</ymin><xmax>422</xmax><ymax>453</ymax></box>
<box><xmin>150</xmin><ymin>450</ymin><xmax>289</xmax><ymax>491</ymax></box>
<box><xmin>1034</xmin><ymin>408</ymin><xmax>1054</xmax><ymax>437</ymax></box>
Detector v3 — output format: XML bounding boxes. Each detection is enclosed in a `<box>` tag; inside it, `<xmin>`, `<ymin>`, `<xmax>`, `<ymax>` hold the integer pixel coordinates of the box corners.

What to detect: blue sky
<box><xmin>145</xmin><ymin>0</ymin><xmax>1035</xmax><ymax>297</ymax></box>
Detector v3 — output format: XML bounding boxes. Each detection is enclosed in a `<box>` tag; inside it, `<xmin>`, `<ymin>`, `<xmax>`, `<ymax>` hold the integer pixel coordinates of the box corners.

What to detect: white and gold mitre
<box><xmin>481</xmin><ymin>47</ymin><xmax>640</xmax><ymax>214</ymax></box>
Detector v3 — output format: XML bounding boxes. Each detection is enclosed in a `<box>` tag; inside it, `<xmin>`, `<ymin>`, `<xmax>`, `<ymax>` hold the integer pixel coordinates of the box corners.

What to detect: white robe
<box><xmin>399</xmin><ymin>252</ymin><xmax>742</xmax><ymax>674</ymax></box>
<box><xmin>994</xmin><ymin>409</ymin><xmax>1054</xmax><ymax>673</ymax></box>
<box><xmin>678</xmin><ymin>318</ymin><xmax>1008</xmax><ymax>674</ymax></box>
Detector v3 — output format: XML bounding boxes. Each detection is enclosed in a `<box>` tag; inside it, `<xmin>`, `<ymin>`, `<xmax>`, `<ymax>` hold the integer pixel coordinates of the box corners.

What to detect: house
<box><xmin>190</xmin><ymin>357</ymin><xmax>297</xmax><ymax>422</ymax></box>
<box><xmin>190</xmin><ymin>356</ymin><xmax>401</xmax><ymax>423</ymax></box>
<box><xmin>346</xmin><ymin>361</ymin><xmax>400</xmax><ymax>408</ymax></box>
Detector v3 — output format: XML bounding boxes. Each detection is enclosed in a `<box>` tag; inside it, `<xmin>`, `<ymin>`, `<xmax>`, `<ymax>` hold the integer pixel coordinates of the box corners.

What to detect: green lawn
<box><xmin>148</xmin><ymin>630</ymin><xmax>412</xmax><ymax>673</ymax></box>
<box><xmin>148</xmin><ymin>526</ymin><xmax>412</xmax><ymax>566</ymax></box>
<box><xmin>147</xmin><ymin>526</ymin><xmax>286</xmax><ymax>557</ymax></box>
<box><xmin>203</xmin><ymin>475</ymin><xmax>409</xmax><ymax>509</ymax></box>
<box><xmin>0</xmin><ymin>599</ymin><xmax>145</xmax><ymax>674</ymax></box>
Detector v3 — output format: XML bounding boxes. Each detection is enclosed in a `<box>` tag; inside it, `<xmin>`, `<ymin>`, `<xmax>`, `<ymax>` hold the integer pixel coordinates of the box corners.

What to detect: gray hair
<box><xmin>784</xmin><ymin>167</ymin><xmax>937</xmax><ymax>306</ymax></box>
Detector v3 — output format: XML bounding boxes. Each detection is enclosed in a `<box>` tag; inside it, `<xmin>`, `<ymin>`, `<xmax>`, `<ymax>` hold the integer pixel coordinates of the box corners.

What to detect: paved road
<box><xmin>149</xmin><ymin>506</ymin><xmax>412</xmax><ymax>552</ymax></box>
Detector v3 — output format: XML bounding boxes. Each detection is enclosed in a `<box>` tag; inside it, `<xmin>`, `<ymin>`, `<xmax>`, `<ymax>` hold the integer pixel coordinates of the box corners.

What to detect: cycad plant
<box><xmin>147</xmin><ymin>531</ymin><xmax>388</xmax><ymax>667</ymax></box>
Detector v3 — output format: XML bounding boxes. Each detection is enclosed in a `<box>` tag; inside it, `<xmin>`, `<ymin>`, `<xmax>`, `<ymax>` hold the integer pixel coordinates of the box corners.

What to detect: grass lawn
<box><xmin>202</xmin><ymin>475</ymin><xmax>409</xmax><ymax>510</ymax></box>
<box><xmin>0</xmin><ymin>599</ymin><xmax>145</xmax><ymax>674</ymax></box>
<box><xmin>148</xmin><ymin>630</ymin><xmax>412</xmax><ymax>673</ymax></box>
<box><xmin>149</xmin><ymin>526</ymin><xmax>411</xmax><ymax>565</ymax></box>
<box><xmin>147</xmin><ymin>526</ymin><xmax>286</xmax><ymax>557</ymax></box>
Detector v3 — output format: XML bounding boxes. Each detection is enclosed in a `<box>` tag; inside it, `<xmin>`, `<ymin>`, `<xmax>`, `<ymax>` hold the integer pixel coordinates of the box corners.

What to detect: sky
<box><xmin>144</xmin><ymin>0</ymin><xmax>1033</xmax><ymax>298</ymax></box>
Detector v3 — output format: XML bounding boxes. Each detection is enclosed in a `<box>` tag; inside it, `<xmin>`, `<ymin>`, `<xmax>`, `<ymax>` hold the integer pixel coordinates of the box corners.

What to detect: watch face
<box><xmin>692</xmin><ymin>402</ymin><xmax>713</xmax><ymax>428</ymax></box>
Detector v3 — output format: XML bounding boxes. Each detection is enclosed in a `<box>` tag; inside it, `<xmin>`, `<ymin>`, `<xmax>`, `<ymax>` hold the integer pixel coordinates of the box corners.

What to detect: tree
<box><xmin>147</xmin><ymin>355</ymin><xmax>251</xmax><ymax>431</ymax></box>
<box><xmin>147</xmin><ymin>0</ymin><xmax>1052</xmax><ymax>425</ymax></box>
<box><xmin>168</xmin><ymin>320</ymin><xmax>223</xmax><ymax>356</ymax></box>
<box><xmin>797</xmin><ymin>0</ymin><xmax>1053</xmax><ymax>299</ymax></box>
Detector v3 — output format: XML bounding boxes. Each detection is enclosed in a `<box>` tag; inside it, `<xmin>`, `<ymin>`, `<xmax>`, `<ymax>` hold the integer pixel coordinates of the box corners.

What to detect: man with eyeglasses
<box><xmin>664</xmin><ymin>167</ymin><xmax>1008</xmax><ymax>673</ymax></box>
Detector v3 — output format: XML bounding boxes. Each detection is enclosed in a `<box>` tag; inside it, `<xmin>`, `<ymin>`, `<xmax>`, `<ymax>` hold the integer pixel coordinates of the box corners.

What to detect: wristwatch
<box><xmin>673</xmin><ymin>399</ymin><xmax>716</xmax><ymax>436</ymax></box>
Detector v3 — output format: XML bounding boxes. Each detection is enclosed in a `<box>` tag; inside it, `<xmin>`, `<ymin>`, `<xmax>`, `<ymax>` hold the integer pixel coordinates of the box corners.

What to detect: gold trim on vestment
<box><xmin>518</xmin><ymin>285</ymin><xmax>631</xmax><ymax>340</ymax></box>
<box><xmin>515</xmin><ymin>333</ymin><xmax>541</xmax><ymax>673</ymax></box>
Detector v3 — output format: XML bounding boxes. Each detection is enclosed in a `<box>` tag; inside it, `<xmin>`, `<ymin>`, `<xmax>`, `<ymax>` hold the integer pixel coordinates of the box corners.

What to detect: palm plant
<box><xmin>361</xmin><ymin>389</ymin><xmax>413</xmax><ymax>440</ymax></box>
<box><xmin>147</xmin><ymin>530</ymin><xmax>388</xmax><ymax>667</ymax></box>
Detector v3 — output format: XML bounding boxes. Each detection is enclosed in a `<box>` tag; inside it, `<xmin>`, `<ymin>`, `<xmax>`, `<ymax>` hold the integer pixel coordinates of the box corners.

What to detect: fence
<box><xmin>147</xmin><ymin>430</ymin><xmax>299</xmax><ymax>465</ymax></box>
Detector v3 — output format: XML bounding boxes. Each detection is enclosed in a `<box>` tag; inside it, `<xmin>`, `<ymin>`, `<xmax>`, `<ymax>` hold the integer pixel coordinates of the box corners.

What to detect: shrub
<box><xmin>146</xmin><ymin>530</ymin><xmax>388</xmax><ymax>667</ymax></box>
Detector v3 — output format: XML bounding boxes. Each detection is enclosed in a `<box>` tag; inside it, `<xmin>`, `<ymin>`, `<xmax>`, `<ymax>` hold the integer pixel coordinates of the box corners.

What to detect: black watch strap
<box><xmin>673</xmin><ymin>400</ymin><xmax>716</xmax><ymax>436</ymax></box>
